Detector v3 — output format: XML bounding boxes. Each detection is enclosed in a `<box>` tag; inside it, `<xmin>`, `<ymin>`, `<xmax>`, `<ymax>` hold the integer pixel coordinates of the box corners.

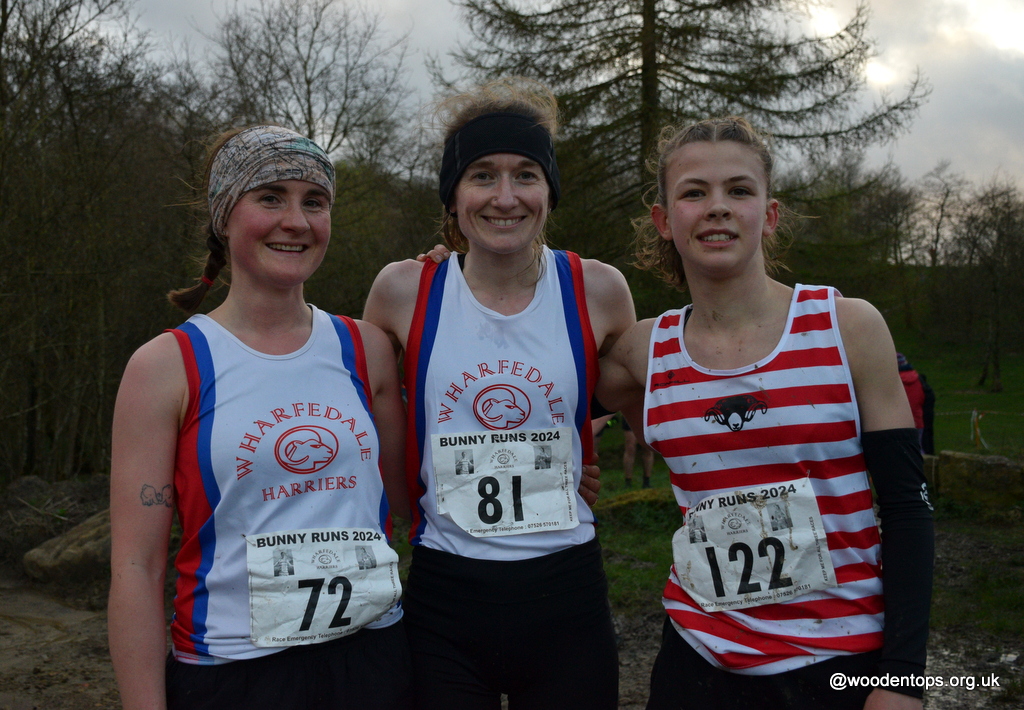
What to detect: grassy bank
<box><xmin>890</xmin><ymin>334</ymin><xmax>1024</xmax><ymax>463</ymax></box>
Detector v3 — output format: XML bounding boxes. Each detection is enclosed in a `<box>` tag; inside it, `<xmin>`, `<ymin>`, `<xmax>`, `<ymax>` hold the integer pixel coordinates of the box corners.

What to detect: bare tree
<box><xmin>947</xmin><ymin>180</ymin><xmax>1024</xmax><ymax>392</ymax></box>
<box><xmin>0</xmin><ymin>0</ymin><xmax>189</xmax><ymax>484</ymax></box>
<box><xmin>919</xmin><ymin>162</ymin><xmax>967</xmax><ymax>269</ymax></box>
<box><xmin>211</xmin><ymin>0</ymin><xmax>408</xmax><ymax>159</ymax></box>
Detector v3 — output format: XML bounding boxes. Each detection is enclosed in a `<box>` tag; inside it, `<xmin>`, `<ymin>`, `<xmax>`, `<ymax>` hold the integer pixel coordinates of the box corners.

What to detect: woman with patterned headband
<box><xmin>363</xmin><ymin>77</ymin><xmax>635</xmax><ymax>709</ymax></box>
<box><xmin>109</xmin><ymin>126</ymin><xmax>413</xmax><ymax>710</ymax></box>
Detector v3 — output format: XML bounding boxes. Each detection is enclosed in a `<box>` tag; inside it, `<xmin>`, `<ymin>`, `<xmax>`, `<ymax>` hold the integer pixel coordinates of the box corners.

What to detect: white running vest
<box><xmin>169</xmin><ymin>307</ymin><xmax>401</xmax><ymax>665</ymax></box>
<box><xmin>404</xmin><ymin>248</ymin><xmax>599</xmax><ymax>560</ymax></box>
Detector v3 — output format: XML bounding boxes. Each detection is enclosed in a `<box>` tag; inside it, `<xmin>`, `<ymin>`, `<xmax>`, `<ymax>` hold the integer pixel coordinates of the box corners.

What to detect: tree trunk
<box><xmin>638</xmin><ymin>0</ymin><xmax>659</xmax><ymax>183</ymax></box>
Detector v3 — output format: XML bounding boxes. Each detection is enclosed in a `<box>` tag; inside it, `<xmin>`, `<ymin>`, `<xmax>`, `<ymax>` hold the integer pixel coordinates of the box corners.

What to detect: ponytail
<box><xmin>167</xmin><ymin>225</ymin><xmax>229</xmax><ymax>313</ymax></box>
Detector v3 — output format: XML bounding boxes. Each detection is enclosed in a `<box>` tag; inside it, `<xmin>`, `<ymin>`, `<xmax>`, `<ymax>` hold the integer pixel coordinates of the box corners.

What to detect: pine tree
<box><xmin>451</xmin><ymin>0</ymin><xmax>928</xmax><ymax>209</ymax></box>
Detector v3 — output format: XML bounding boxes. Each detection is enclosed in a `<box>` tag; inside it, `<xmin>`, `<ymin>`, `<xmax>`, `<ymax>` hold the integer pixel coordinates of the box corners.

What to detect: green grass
<box><xmin>594</xmin><ymin>487</ymin><xmax>678</xmax><ymax>615</ymax></box>
<box><xmin>887</xmin><ymin>332</ymin><xmax>1024</xmax><ymax>463</ymax></box>
<box><xmin>592</xmin><ymin>423</ymin><xmax>677</xmax><ymax>615</ymax></box>
<box><xmin>929</xmin><ymin>513</ymin><xmax>1024</xmax><ymax>639</ymax></box>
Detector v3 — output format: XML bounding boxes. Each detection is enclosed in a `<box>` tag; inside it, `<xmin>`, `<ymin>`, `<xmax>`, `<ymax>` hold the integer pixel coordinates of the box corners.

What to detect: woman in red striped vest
<box><xmin>598</xmin><ymin>117</ymin><xmax>933</xmax><ymax>710</ymax></box>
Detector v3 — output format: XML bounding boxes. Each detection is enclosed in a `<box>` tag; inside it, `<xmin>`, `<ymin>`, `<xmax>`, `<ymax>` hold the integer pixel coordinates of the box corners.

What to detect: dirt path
<box><xmin>0</xmin><ymin>570</ymin><xmax>1018</xmax><ymax>710</ymax></box>
<box><xmin>0</xmin><ymin>571</ymin><xmax>118</xmax><ymax>709</ymax></box>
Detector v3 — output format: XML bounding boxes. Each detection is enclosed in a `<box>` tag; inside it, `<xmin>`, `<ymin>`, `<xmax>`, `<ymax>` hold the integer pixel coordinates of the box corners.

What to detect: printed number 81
<box><xmin>478</xmin><ymin>475</ymin><xmax>524</xmax><ymax>524</ymax></box>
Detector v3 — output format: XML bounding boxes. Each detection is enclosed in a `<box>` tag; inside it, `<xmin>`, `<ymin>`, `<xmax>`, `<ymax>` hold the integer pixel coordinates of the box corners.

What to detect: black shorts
<box><xmin>403</xmin><ymin>538</ymin><xmax>619</xmax><ymax>710</ymax></box>
<box><xmin>646</xmin><ymin>616</ymin><xmax>879</xmax><ymax>710</ymax></box>
<box><xmin>165</xmin><ymin>620</ymin><xmax>412</xmax><ymax>710</ymax></box>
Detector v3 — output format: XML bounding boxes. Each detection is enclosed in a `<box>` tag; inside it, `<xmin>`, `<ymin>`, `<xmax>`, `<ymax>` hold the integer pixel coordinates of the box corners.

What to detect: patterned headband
<box><xmin>208</xmin><ymin>126</ymin><xmax>335</xmax><ymax>239</ymax></box>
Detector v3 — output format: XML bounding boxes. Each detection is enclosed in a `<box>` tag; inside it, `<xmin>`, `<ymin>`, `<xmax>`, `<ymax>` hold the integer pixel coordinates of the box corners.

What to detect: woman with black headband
<box><xmin>364</xmin><ymin>77</ymin><xmax>635</xmax><ymax>709</ymax></box>
<box><xmin>109</xmin><ymin>126</ymin><xmax>413</xmax><ymax>710</ymax></box>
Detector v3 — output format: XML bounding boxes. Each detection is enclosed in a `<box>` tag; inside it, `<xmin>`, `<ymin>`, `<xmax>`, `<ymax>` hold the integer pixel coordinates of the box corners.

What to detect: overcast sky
<box><xmin>131</xmin><ymin>0</ymin><xmax>1024</xmax><ymax>188</ymax></box>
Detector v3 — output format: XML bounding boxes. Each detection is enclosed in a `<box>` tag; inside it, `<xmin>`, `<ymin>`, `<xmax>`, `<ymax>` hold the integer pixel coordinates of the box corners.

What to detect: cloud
<box><xmin>853</xmin><ymin>0</ymin><xmax>1024</xmax><ymax>185</ymax></box>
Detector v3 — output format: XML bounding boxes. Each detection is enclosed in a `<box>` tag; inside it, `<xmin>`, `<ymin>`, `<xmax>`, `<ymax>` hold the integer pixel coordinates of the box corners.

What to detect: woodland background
<box><xmin>2</xmin><ymin>0</ymin><xmax>1023</xmax><ymax>488</ymax></box>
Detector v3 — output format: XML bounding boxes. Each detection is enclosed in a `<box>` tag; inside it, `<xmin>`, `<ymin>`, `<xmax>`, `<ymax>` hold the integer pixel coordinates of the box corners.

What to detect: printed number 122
<box><xmin>704</xmin><ymin>538</ymin><xmax>793</xmax><ymax>597</ymax></box>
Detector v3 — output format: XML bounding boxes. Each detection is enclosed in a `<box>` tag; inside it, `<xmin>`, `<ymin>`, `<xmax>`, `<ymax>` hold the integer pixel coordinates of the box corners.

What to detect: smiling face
<box><xmin>451</xmin><ymin>153</ymin><xmax>550</xmax><ymax>257</ymax></box>
<box><xmin>223</xmin><ymin>179</ymin><xmax>331</xmax><ymax>292</ymax></box>
<box><xmin>651</xmin><ymin>140</ymin><xmax>779</xmax><ymax>283</ymax></box>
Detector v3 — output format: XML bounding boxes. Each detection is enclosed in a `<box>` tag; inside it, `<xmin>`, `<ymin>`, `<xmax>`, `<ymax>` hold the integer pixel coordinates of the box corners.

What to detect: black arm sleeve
<box><xmin>861</xmin><ymin>428</ymin><xmax>934</xmax><ymax>698</ymax></box>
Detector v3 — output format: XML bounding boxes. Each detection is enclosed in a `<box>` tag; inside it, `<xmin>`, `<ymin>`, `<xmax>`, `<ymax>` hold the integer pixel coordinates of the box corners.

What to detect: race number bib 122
<box><xmin>246</xmin><ymin>527</ymin><xmax>401</xmax><ymax>647</ymax></box>
<box><xmin>432</xmin><ymin>427</ymin><xmax>578</xmax><ymax>537</ymax></box>
<box><xmin>672</xmin><ymin>478</ymin><xmax>836</xmax><ymax>613</ymax></box>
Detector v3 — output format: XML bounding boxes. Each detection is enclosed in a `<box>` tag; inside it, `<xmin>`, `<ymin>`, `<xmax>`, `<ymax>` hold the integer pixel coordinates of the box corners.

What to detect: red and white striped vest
<box><xmin>644</xmin><ymin>285</ymin><xmax>884</xmax><ymax>674</ymax></box>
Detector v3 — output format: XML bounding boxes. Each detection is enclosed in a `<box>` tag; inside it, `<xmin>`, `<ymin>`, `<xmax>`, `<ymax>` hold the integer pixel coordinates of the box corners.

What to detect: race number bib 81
<box><xmin>246</xmin><ymin>527</ymin><xmax>401</xmax><ymax>647</ymax></box>
<box><xmin>432</xmin><ymin>427</ymin><xmax>578</xmax><ymax>537</ymax></box>
<box><xmin>672</xmin><ymin>478</ymin><xmax>836</xmax><ymax>613</ymax></box>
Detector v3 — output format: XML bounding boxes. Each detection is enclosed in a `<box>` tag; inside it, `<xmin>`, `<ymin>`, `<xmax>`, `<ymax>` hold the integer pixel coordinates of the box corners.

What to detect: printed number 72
<box><xmin>298</xmin><ymin>576</ymin><xmax>352</xmax><ymax>631</ymax></box>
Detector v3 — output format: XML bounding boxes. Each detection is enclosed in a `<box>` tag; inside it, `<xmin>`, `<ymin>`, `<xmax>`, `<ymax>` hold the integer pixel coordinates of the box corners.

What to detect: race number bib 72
<box><xmin>672</xmin><ymin>478</ymin><xmax>836</xmax><ymax>613</ymax></box>
<box><xmin>432</xmin><ymin>427</ymin><xmax>578</xmax><ymax>537</ymax></box>
<box><xmin>245</xmin><ymin>527</ymin><xmax>401</xmax><ymax>647</ymax></box>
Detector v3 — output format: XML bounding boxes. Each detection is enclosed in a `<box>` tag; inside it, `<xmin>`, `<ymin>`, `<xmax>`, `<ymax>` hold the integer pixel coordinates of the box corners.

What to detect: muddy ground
<box><xmin>0</xmin><ymin>478</ymin><xmax>1020</xmax><ymax>709</ymax></box>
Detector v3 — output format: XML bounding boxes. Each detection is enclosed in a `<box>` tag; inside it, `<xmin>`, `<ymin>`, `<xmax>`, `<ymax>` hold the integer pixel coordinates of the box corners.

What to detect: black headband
<box><xmin>438</xmin><ymin>112</ymin><xmax>561</xmax><ymax>211</ymax></box>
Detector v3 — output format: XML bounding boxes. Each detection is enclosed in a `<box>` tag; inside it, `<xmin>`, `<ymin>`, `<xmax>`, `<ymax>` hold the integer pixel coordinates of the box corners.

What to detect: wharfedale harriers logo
<box><xmin>473</xmin><ymin>384</ymin><xmax>531</xmax><ymax>430</ymax></box>
<box><xmin>274</xmin><ymin>425</ymin><xmax>339</xmax><ymax>474</ymax></box>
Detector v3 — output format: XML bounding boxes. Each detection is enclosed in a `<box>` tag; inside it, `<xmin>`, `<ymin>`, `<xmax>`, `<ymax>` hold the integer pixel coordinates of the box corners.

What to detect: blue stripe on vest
<box><xmin>553</xmin><ymin>251</ymin><xmax>589</xmax><ymax>434</ymax></box>
<box><xmin>176</xmin><ymin>321</ymin><xmax>221</xmax><ymax>656</ymax></box>
<box><xmin>328</xmin><ymin>315</ymin><xmax>391</xmax><ymax>534</ymax></box>
<box><xmin>412</xmin><ymin>259</ymin><xmax>449</xmax><ymax>544</ymax></box>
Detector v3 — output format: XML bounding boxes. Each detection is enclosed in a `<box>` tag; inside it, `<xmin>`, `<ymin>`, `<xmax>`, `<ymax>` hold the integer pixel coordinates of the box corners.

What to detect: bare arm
<box><xmin>108</xmin><ymin>333</ymin><xmax>186</xmax><ymax>710</ymax></box>
<box><xmin>596</xmin><ymin>319</ymin><xmax>655</xmax><ymax>417</ymax></box>
<box><xmin>837</xmin><ymin>297</ymin><xmax>914</xmax><ymax>432</ymax></box>
<box><xmin>356</xmin><ymin>319</ymin><xmax>410</xmax><ymax>521</ymax></box>
<box><xmin>581</xmin><ymin>259</ymin><xmax>636</xmax><ymax>356</ymax></box>
<box><xmin>362</xmin><ymin>259</ymin><xmax>422</xmax><ymax>358</ymax></box>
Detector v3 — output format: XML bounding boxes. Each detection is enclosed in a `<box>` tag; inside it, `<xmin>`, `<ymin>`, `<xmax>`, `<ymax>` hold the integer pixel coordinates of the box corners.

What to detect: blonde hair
<box><xmin>436</xmin><ymin>77</ymin><xmax>559</xmax><ymax>256</ymax></box>
<box><xmin>633</xmin><ymin>117</ymin><xmax>787</xmax><ymax>291</ymax></box>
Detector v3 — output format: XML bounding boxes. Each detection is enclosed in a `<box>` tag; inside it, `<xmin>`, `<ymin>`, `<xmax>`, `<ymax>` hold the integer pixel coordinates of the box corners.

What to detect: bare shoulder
<box><xmin>835</xmin><ymin>295</ymin><xmax>889</xmax><ymax>336</ymax></box>
<box><xmin>112</xmin><ymin>332</ymin><xmax>188</xmax><ymax>476</ymax></box>
<box><xmin>351</xmin><ymin>319</ymin><xmax>397</xmax><ymax>363</ymax></box>
<box><xmin>834</xmin><ymin>296</ymin><xmax>894</xmax><ymax>365</ymax></box>
<box><xmin>834</xmin><ymin>295</ymin><xmax>913</xmax><ymax>430</ymax></box>
<box><xmin>618</xmin><ymin>318</ymin><xmax>657</xmax><ymax>364</ymax></box>
<box><xmin>580</xmin><ymin>258</ymin><xmax>636</xmax><ymax>353</ymax></box>
<box><xmin>596</xmin><ymin>317</ymin><xmax>655</xmax><ymax>412</ymax></box>
<box><xmin>363</xmin><ymin>259</ymin><xmax>424</xmax><ymax>348</ymax></box>
<box><xmin>121</xmin><ymin>332</ymin><xmax>187</xmax><ymax>396</ymax></box>
<box><xmin>366</xmin><ymin>259</ymin><xmax>423</xmax><ymax>309</ymax></box>
<box><xmin>606</xmin><ymin>317</ymin><xmax>657</xmax><ymax>382</ymax></box>
<box><xmin>580</xmin><ymin>258</ymin><xmax>631</xmax><ymax>301</ymax></box>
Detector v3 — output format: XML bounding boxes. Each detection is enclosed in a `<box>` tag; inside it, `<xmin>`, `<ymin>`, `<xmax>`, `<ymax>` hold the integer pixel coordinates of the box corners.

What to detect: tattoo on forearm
<box><xmin>140</xmin><ymin>484</ymin><xmax>173</xmax><ymax>508</ymax></box>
